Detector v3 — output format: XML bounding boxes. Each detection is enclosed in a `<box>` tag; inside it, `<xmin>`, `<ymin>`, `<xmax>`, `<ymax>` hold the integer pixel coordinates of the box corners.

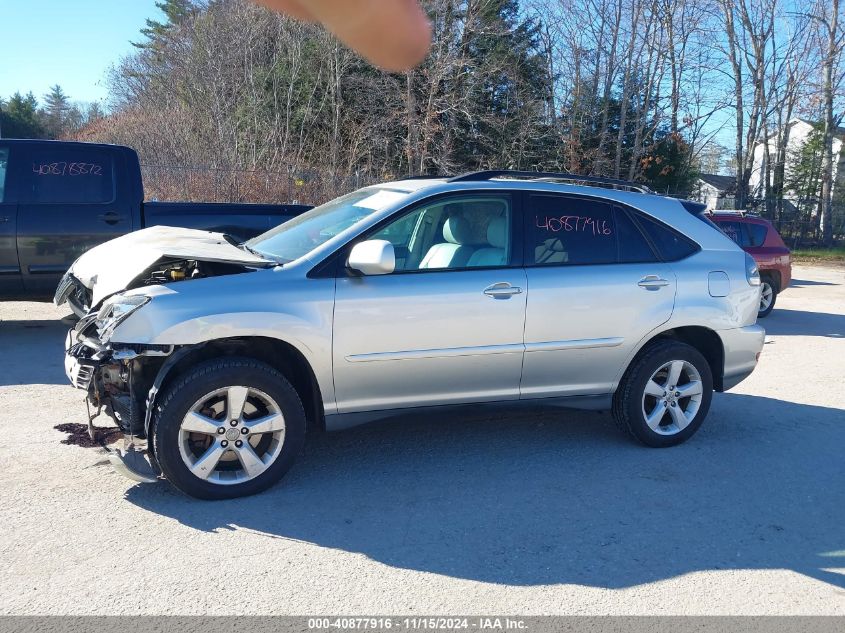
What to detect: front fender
<box><xmin>110</xmin><ymin>274</ymin><xmax>337</xmax><ymax>413</ymax></box>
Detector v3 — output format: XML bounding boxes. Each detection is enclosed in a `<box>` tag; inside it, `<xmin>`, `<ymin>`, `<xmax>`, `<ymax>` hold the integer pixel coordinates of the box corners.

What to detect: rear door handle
<box><xmin>0</xmin><ymin>216</ymin><xmax>8</xmax><ymax>223</ymax></box>
<box><xmin>638</xmin><ymin>275</ymin><xmax>670</xmax><ymax>290</ymax></box>
<box><xmin>484</xmin><ymin>282</ymin><xmax>522</xmax><ymax>299</ymax></box>
<box><xmin>98</xmin><ymin>212</ymin><xmax>126</xmax><ymax>225</ymax></box>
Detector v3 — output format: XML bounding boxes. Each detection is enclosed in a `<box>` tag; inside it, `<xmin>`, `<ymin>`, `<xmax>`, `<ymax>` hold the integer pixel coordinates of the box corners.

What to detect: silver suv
<box><xmin>60</xmin><ymin>171</ymin><xmax>765</xmax><ymax>499</ymax></box>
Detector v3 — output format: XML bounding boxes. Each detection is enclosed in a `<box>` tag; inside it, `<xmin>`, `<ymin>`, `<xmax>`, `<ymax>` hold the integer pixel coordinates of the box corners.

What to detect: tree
<box><xmin>134</xmin><ymin>0</ymin><xmax>198</xmax><ymax>49</ymax></box>
<box><xmin>786</xmin><ymin>124</ymin><xmax>825</xmax><ymax>243</ymax></box>
<box><xmin>808</xmin><ymin>0</ymin><xmax>844</xmax><ymax>245</ymax></box>
<box><xmin>719</xmin><ymin>0</ymin><xmax>777</xmax><ymax>210</ymax></box>
<box><xmin>42</xmin><ymin>84</ymin><xmax>72</xmax><ymax>137</ymax></box>
<box><xmin>640</xmin><ymin>131</ymin><xmax>698</xmax><ymax>194</ymax></box>
<box><xmin>0</xmin><ymin>92</ymin><xmax>45</xmax><ymax>138</ymax></box>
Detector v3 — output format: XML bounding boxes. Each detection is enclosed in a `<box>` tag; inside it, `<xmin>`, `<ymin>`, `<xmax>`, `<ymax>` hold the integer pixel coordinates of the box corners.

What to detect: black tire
<box><xmin>757</xmin><ymin>276</ymin><xmax>778</xmax><ymax>318</ymax></box>
<box><xmin>151</xmin><ymin>357</ymin><xmax>306</xmax><ymax>500</ymax></box>
<box><xmin>612</xmin><ymin>340</ymin><xmax>713</xmax><ymax>447</ymax></box>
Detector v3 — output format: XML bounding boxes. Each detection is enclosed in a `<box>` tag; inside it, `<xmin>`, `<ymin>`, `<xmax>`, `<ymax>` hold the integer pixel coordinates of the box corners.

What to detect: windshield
<box><xmin>246</xmin><ymin>188</ymin><xmax>410</xmax><ymax>262</ymax></box>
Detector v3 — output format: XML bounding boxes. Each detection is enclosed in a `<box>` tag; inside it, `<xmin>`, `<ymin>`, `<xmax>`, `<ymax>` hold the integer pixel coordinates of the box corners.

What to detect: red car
<box><xmin>710</xmin><ymin>211</ymin><xmax>792</xmax><ymax>318</ymax></box>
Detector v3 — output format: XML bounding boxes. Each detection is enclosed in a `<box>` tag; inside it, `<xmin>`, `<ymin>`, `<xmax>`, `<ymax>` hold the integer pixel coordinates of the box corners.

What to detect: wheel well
<box><xmin>155</xmin><ymin>337</ymin><xmax>324</xmax><ymax>431</ymax></box>
<box><xmin>761</xmin><ymin>269</ymin><xmax>781</xmax><ymax>291</ymax></box>
<box><xmin>644</xmin><ymin>326</ymin><xmax>725</xmax><ymax>391</ymax></box>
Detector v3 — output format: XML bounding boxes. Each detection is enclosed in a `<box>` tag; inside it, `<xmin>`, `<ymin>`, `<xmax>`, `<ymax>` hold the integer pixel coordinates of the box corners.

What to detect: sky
<box><xmin>0</xmin><ymin>0</ymin><xmax>164</xmax><ymax>106</ymax></box>
<box><xmin>0</xmin><ymin>0</ymin><xmax>739</xmax><ymax>163</ymax></box>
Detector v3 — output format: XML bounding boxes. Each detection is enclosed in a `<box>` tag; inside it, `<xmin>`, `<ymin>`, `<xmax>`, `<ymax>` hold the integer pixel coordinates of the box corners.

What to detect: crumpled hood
<box><xmin>64</xmin><ymin>225</ymin><xmax>274</xmax><ymax>308</ymax></box>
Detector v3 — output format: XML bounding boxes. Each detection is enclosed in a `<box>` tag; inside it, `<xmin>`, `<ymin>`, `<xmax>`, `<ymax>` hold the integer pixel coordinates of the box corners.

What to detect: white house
<box><xmin>749</xmin><ymin>118</ymin><xmax>844</xmax><ymax>201</ymax></box>
<box><xmin>692</xmin><ymin>173</ymin><xmax>736</xmax><ymax>211</ymax></box>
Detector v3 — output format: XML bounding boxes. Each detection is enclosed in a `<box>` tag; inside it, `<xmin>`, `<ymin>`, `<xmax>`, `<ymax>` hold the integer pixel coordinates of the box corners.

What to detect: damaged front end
<box><xmin>65</xmin><ymin>311</ymin><xmax>174</xmax><ymax>483</ymax></box>
<box><xmin>56</xmin><ymin>257</ymin><xmax>255</xmax><ymax>318</ymax></box>
<box><xmin>55</xmin><ymin>225</ymin><xmax>276</xmax><ymax>317</ymax></box>
<box><xmin>57</xmin><ymin>227</ymin><xmax>279</xmax><ymax>482</ymax></box>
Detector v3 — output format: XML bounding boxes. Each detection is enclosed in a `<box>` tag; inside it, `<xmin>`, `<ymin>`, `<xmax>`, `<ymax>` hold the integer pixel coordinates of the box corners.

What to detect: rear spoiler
<box><xmin>680</xmin><ymin>200</ymin><xmax>721</xmax><ymax>230</ymax></box>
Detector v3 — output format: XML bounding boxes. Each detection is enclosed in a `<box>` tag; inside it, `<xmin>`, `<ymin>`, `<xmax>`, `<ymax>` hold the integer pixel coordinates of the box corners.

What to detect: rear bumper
<box><xmin>717</xmin><ymin>324</ymin><xmax>766</xmax><ymax>391</ymax></box>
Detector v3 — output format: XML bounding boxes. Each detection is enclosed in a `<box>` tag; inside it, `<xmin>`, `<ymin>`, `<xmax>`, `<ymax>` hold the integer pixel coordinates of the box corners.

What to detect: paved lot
<box><xmin>1</xmin><ymin>264</ymin><xmax>843</xmax><ymax>615</ymax></box>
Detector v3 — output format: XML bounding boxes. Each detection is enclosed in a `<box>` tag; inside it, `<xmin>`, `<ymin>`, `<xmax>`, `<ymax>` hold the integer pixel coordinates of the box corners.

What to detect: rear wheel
<box><xmin>758</xmin><ymin>277</ymin><xmax>778</xmax><ymax>318</ymax></box>
<box><xmin>613</xmin><ymin>340</ymin><xmax>713</xmax><ymax>447</ymax></box>
<box><xmin>152</xmin><ymin>358</ymin><xmax>306</xmax><ymax>499</ymax></box>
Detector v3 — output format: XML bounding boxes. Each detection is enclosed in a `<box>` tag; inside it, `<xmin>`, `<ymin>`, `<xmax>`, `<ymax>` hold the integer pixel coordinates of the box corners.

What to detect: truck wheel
<box><xmin>152</xmin><ymin>357</ymin><xmax>306</xmax><ymax>500</ymax></box>
<box><xmin>612</xmin><ymin>341</ymin><xmax>713</xmax><ymax>448</ymax></box>
<box><xmin>757</xmin><ymin>277</ymin><xmax>778</xmax><ymax>318</ymax></box>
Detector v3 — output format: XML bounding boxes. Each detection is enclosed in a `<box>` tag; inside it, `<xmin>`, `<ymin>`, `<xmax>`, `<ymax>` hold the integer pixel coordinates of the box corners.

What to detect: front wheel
<box><xmin>612</xmin><ymin>341</ymin><xmax>713</xmax><ymax>447</ymax></box>
<box><xmin>152</xmin><ymin>358</ymin><xmax>306</xmax><ymax>499</ymax></box>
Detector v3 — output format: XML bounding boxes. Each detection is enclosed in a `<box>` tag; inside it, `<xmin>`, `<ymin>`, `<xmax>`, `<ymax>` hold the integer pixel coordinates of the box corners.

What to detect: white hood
<box><xmin>66</xmin><ymin>225</ymin><xmax>274</xmax><ymax>307</ymax></box>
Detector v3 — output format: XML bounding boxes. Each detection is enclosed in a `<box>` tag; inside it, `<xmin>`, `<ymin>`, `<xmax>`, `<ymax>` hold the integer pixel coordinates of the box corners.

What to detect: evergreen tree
<box><xmin>786</xmin><ymin>125</ymin><xmax>825</xmax><ymax>202</ymax></box>
<box><xmin>450</xmin><ymin>0</ymin><xmax>553</xmax><ymax>169</ymax></box>
<box><xmin>42</xmin><ymin>84</ymin><xmax>71</xmax><ymax>137</ymax></box>
<box><xmin>639</xmin><ymin>132</ymin><xmax>698</xmax><ymax>195</ymax></box>
<box><xmin>0</xmin><ymin>92</ymin><xmax>46</xmax><ymax>138</ymax></box>
<box><xmin>134</xmin><ymin>0</ymin><xmax>197</xmax><ymax>49</ymax></box>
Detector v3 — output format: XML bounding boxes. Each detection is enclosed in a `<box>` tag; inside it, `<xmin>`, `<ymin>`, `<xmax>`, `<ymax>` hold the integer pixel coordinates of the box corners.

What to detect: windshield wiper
<box><xmin>239</xmin><ymin>242</ymin><xmax>287</xmax><ymax>264</ymax></box>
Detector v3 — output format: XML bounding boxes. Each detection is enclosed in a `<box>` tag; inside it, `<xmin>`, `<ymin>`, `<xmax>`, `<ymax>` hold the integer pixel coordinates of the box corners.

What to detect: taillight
<box><xmin>745</xmin><ymin>253</ymin><xmax>761</xmax><ymax>286</ymax></box>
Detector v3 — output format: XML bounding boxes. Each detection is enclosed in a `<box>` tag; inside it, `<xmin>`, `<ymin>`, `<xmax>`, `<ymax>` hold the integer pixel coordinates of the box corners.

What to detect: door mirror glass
<box><xmin>348</xmin><ymin>239</ymin><xmax>395</xmax><ymax>275</ymax></box>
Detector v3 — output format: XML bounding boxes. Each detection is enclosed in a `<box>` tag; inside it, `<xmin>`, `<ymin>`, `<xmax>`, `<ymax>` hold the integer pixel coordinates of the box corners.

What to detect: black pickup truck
<box><xmin>0</xmin><ymin>139</ymin><xmax>311</xmax><ymax>299</ymax></box>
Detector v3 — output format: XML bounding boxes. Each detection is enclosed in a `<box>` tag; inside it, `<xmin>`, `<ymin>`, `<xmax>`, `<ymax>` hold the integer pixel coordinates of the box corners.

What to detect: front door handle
<box><xmin>97</xmin><ymin>212</ymin><xmax>126</xmax><ymax>225</ymax></box>
<box><xmin>638</xmin><ymin>275</ymin><xmax>670</xmax><ymax>290</ymax></box>
<box><xmin>484</xmin><ymin>282</ymin><xmax>522</xmax><ymax>299</ymax></box>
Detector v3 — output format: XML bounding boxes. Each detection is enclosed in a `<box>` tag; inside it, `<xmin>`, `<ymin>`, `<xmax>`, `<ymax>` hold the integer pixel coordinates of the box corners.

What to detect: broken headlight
<box><xmin>96</xmin><ymin>294</ymin><xmax>150</xmax><ymax>341</ymax></box>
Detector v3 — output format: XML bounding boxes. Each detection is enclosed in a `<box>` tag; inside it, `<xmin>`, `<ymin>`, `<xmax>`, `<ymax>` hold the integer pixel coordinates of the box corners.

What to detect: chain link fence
<box><xmin>140</xmin><ymin>164</ymin><xmax>376</xmax><ymax>206</ymax></box>
<box><xmin>684</xmin><ymin>193</ymin><xmax>844</xmax><ymax>248</ymax></box>
<box><xmin>742</xmin><ymin>198</ymin><xmax>845</xmax><ymax>248</ymax></box>
<box><xmin>142</xmin><ymin>164</ymin><xmax>843</xmax><ymax>248</ymax></box>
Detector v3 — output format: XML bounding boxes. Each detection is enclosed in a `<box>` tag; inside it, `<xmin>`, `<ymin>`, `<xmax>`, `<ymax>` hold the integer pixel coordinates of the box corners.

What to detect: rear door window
<box><xmin>526</xmin><ymin>194</ymin><xmax>663</xmax><ymax>266</ymax></box>
<box><xmin>615</xmin><ymin>207</ymin><xmax>658</xmax><ymax>263</ymax></box>
<box><xmin>22</xmin><ymin>146</ymin><xmax>115</xmax><ymax>204</ymax></box>
<box><xmin>635</xmin><ymin>213</ymin><xmax>699</xmax><ymax>261</ymax></box>
<box><xmin>528</xmin><ymin>194</ymin><xmax>616</xmax><ymax>265</ymax></box>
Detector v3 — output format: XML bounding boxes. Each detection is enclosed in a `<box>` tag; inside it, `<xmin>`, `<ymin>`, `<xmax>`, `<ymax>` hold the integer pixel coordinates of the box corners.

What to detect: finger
<box><xmin>258</xmin><ymin>0</ymin><xmax>432</xmax><ymax>71</ymax></box>
<box><xmin>254</xmin><ymin>0</ymin><xmax>315</xmax><ymax>21</ymax></box>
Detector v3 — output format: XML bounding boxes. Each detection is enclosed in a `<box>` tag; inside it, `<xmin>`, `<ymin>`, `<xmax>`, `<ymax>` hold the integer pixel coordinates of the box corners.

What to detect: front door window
<box><xmin>369</xmin><ymin>195</ymin><xmax>513</xmax><ymax>271</ymax></box>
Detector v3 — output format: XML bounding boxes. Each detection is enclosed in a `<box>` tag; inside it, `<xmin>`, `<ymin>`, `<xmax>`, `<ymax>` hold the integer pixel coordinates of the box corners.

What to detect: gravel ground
<box><xmin>0</xmin><ymin>264</ymin><xmax>843</xmax><ymax>615</ymax></box>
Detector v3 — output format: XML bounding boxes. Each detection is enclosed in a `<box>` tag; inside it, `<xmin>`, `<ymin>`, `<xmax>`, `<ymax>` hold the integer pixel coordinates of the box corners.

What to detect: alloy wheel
<box><xmin>641</xmin><ymin>360</ymin><xmax>704</xmax><ymax>436</ymax></box>
<box><xmin>178</xmin><ymin>386</ymin><xmax>286</xmax><ymax>485</ymax></box>
<box><xmin>759</xmin><ymin>282</ymin><xmax>774</xmax><ymax>313</ymax></box>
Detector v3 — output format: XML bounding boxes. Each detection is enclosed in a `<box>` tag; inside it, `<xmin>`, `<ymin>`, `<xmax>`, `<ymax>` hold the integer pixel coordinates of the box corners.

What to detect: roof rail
<box><xmin>708</xmin><ymin>209</ymin><xmax>760</xmax><ymax>217</ymax></box>
<box><xmin>448</xmin><ymin>170</ymin><xmax>653</xmax><ymax>194</ymax></box>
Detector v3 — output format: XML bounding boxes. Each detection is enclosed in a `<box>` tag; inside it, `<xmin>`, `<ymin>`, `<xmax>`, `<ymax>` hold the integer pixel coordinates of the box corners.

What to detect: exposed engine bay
<box><xmin>58</xmin><ymin>258</ymin><xmax>254</xmax><ymax>316</ymax></box>
<box><xmin>55</xmin><ymin>225</ymin><xmax>276</xmax><ymax>316</ymax></box>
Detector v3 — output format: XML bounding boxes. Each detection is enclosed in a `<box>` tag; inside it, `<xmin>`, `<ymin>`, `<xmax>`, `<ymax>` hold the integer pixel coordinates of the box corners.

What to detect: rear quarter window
<box><xmin>22</xmin><ymin>147</ymin><xmax>115</xmax><ymax>204</ymax></box>
<box><xmin>714</xmin><ymin>220</ymin><xmax>749</xmax><ymax>247</ymax></box>
<box><xmin>747</xmin><ymin>223</ymin><xmax>768</xmax><ymax>247</ymax></box>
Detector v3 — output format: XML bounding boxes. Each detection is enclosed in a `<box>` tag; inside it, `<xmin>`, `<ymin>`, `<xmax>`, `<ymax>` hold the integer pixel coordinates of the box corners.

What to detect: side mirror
<box><xmin>348</xmin><ymin>239</ymin><xmax>395</xmax><ymax>275</ymax></box>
